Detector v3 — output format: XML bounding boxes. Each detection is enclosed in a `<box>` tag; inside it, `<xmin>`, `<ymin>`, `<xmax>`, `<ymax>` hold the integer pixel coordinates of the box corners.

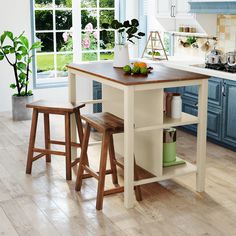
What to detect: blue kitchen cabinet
<box><xmin>222</xmin><ymin>80</ymin><xmax>236</xmax><ymax>148</ymax></box>
<box><xmin>93</xmin><ymin>81</ymin><xmax>102</xmax><ymax>113</ymax></box>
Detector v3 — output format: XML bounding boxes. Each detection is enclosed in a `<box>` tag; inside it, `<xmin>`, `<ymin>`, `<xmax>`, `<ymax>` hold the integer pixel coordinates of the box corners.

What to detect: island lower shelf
<box><xmin>134</xmin><ymin>158</ymin><xmax>197</xmax><ymax>186</ymax></box>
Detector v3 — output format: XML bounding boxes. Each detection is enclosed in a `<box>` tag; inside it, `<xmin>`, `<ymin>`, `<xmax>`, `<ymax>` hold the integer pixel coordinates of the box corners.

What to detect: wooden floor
<box><xmin>0</xmin><ymin>112</ymin><xmax>236</xmax><ymax>236</ymax></box>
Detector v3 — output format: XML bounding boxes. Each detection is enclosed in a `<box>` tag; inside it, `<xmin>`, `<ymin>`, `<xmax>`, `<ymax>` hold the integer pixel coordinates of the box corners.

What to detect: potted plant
<box><xmin>0</xmin><ymin>31</ymin><xmax>42</xmax><ymax>121</ymax></box>
<box><xmin>102</xmin><ymin>19</ymin><xmax>145</xmax><ymax>67</ymax></box>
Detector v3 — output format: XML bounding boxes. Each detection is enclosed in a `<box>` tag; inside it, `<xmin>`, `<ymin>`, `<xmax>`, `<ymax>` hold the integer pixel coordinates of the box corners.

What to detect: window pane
<box><xmin>35</xmin><ymin>10</ymin><xmax>53</xmax><ymax>30</ymax></box>
<box><xmin>82</xmin><ymin>52</ymin><xmax>97</xmax><ymax>61</ymax></box>
<box><xmin>100</xmin><ymin>52</ymin><xmax>114</xmax><ymax>60</ymax></box>
<box><xmin>100</xmin><ymin>0</ymin><xmax>114</xmax><ymax>8</ymax></box>
<box><xmin>37</xmin><ymin>54</ymin><xmax>55</xmax><ymax>78</ymax></box>
<box><xmin>55</xmin><ymin>0</ymin><xmax>72</xmax><ymax>8</ymax></box>
<box><xmin>81</xmin><ymin>0</ymin><xmax>97</xmax><ymax>8</ymax></box>
<box><xmin>56</xmin><ymin>32</ymin><xmax>72</xmax><ymax>52</ymax></box>
<box><xmin>35</xmin><ymin>0</ymin><xmax>53</xmax><ymax>8</ymax></box>
<box><xmin>82</xmin><ymin>31</ymin><xmax>97</xmax><ymax>51</ymax></box>
<box><xmin>99</xmin><ymin>10</ymin><xmax>115</xmax><ymax>28</ymax></box>
<box><xmin>36</xmin><ymin>33</ymin><xmax>54</xmax><ymax>52</ymax></box>
<box><xmin>81</xmin><ymin>10</ymin><xmax>97</xmax><ymax>30</ymax></box>
<box><xmin>56</xmin><ymin>54</ymin><xmax>73</xmax><ymax>76</ymax></box>
<box><xmin>56</xmin><ymin>10</ymin><xmax>72</xmax><ymax>30</ymax></box>
<box><xmin>100</xmin><ymin>30</ymin><xmax>114</xmax><ymax>50</ymax></box>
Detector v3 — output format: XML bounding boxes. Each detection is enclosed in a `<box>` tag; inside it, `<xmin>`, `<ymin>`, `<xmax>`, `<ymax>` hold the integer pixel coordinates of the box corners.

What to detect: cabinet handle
<box><xmin>173</xmin><ymin>5</ymin><xmax>176</xmax><ymax>17</ymax></box>
<box><xmin>222</xmin><ymin>84</ymin><xmax>226</xmax><ymax>96</ymax></box>
<box><xmin>170</xmin><ymin>6</ymin><xmax>173</xmax><ymax>17</ymax></box>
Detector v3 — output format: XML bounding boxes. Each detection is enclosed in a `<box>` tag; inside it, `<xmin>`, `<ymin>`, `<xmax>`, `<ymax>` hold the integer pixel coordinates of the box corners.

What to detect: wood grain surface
<box><xmin>67</xmin><ymin>62</ymin><xmax>209</xmax><ymax>86</ymax></box>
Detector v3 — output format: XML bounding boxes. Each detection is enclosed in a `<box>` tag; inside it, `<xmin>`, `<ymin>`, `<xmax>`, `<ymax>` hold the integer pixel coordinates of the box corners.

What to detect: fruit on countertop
<box><xmin>123</xmin><ymin>65</ymin><xmax>132</xmax><ymax>74</ymax></box>
<box><xmin>148</xmin><ymin>51</ymin><xmax>161</xmax><ymax>56</ymax></box>
<box><xmin>123</xmin><ymin>61</ymin><xmax>153</xmax><ymax>76</ymax></box>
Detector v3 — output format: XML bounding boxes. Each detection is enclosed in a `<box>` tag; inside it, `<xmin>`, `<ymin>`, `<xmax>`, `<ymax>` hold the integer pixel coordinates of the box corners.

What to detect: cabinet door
<box><xmin>156</xmin><ymin>0</ymin><xmax>172</xmax><ymax>18</ymax></box>
<box><xmin>222</xmin><ymin>80</ymin><xmax>236</xmax><ymax>148</ymax></box>
<box><xmin>175</xmin><ymin>0</ymin><xmax>191</xmax><ymax>18</ymax></box>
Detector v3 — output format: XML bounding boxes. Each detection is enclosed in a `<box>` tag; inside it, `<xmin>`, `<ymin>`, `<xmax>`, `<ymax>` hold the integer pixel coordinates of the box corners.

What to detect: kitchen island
<box><xmin>67</xmin><ymin>62</ymin><xmax>209</xmax><ymax>209</ymax></box>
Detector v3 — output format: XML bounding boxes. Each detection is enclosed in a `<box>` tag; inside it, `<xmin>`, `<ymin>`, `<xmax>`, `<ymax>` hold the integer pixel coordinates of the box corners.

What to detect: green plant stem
<box><xmin>0</xmin><ymin>46</ymin><xmax>14</xmax><ymax>66</ymax></box>
<box><xmin>13</xmin><ymin>64</ymin><xmax>21</xmax><ymax>96</ymax></box>
<box><xmin>25</xmin><ymin>64</ymin><xmax>29</xmax><ymax>95</ymax></box>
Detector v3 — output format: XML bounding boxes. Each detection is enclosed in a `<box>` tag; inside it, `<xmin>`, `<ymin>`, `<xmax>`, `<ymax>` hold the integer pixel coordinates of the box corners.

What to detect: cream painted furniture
<box><xmin>67</xmin><ymin>62</ymin><xmax>209</xmax><ymax>209</ymax></box>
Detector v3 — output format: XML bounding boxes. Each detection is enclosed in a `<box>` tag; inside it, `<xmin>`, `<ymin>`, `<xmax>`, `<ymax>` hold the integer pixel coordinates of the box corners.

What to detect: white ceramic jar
<box><xmin>171</xmin><ymin>93</ymin><xmax>182</xmax><ymax>119</ymax></box>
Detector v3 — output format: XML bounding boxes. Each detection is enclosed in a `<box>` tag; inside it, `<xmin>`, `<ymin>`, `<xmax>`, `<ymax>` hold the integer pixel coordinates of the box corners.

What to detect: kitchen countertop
<box><xmin>159</xmin><ymin>57</ymin><xmax>236</xmax><ymax>81</ymax></box>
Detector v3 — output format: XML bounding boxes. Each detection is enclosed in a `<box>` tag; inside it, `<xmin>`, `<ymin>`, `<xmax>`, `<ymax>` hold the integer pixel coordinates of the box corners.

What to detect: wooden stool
<box><xmin>26</xmin><ymin>100</ymin><xmax>85</xmax><ymax>180</ymax></box>
<box><xmin>75</xmin><ymin>112</ymin><xmax>142</xmax><ymax>210</ymax></box>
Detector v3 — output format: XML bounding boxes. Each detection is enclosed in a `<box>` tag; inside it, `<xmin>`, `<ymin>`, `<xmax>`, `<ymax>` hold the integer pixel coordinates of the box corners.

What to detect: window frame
<box><xmin>31</xmin><ymin>0</ymin><xmax>120</xmax><ymax>89</ymax></box>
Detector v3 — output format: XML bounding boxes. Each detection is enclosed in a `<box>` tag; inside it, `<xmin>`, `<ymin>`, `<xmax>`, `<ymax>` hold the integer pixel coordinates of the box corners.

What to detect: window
<box><xmin>32</xmin><ymin>0</ymin><xmax>118</xmax><ymax>87</ymax></box>
<box><xmin>80</xmin><ymin>0</ymin><xmax>118</xmax><ymax>62</ymax></box>
<box><xmin>33</xmin><ymin>0</ymin><xmax>73</xmax><ymax>87</ymax></box>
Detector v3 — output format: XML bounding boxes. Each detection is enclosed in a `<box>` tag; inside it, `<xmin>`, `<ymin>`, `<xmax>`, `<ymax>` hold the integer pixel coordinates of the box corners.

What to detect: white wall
<box><xmin>0</xmin><ymin>0</ymin><xmax>68</xmax><ymax>112</ymax></box>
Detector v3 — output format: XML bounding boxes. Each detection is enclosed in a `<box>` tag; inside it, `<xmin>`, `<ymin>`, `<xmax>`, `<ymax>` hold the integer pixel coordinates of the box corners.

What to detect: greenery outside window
<box><xmin>33</xmin><ymin>0</ymin><xmax>73</xmax><ymax>87</ymax></box>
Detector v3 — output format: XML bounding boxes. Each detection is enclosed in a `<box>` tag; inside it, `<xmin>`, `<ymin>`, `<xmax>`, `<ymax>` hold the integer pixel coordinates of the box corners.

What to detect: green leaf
<box><xmin>20</xmin><ymin>91</ymin><xmax>26</xmax><ymax>96</ymax></box>
<box><xmin>131</xmin><ymin>19</ymin><xmax>139</xmax><ymax>27</ymax></box>
<box><xmin>10</xmin><ymin>83</ymin><xmax>16</xmax><ymax>89</ymax></box>
<box><xmin>138</xmin><ymin>32</ymin><xmax>145</xmax><ymax>37</ymax></box>
<box><xmin>28</xmin><ymin>90</ymin><xmax>33</xmax><ymax>95</ymax></box>
<box><xmin>10</xmin><ymin>47</ymin><xmax>15</xmax><ymax>54</ymax></box>
<box><xmin>0</xmin><ymin>32</ymin><xmax>7</xmax><ymax>44</ymax></box>
<box><xmin>17</xmin><ymin>62</ymin><xmax>27</xmax><ymax>70</ymax></box>
<box><xmin>123</xmin><ymin>20</ymin><xmax>131</xmax><ymax>28</ymax></box>
<box><xmin>111</xmin><ymin>20</ymin><xmax>123</xmax><ymax>30</ymax></box>
<box><xmin>16</xmin><ymin>53</ymin><xmax>22</xmax><ymax>60</ymax></box>
<box><xmin>30</xmin><ymin>41</ymin><xmax>42</xmax><ymax>50</ymax></box>
<box><xmin>126</xmin><ymin>27</ymin><xmax>138</xmax><ymax>35</ymax></box>
<box><xmin>5</xmin><ymin>31</ymin><xmax>14</xmax><ymax>40</ymax></box>
<box><xmin>101</xmin><ymin>23</ymin><xmax>110</xmax><ymax>29</ymax></box>
<box><xmin>19</xmin><ymin>35</ymin><xmax>29</xmax><ymax>49</ymax></box>
<box><xmin>19</xmin><ymin>72</ymin><xmax>26</xmax><ymax>80</ymax></box>
<box><xmin>0</xmin><ymin>52</ymin><xmax>4</xmax><ymax>61</ymax></box>
<box><xmin>18</xmin><ymin>46</ymin><xmax>27</xmax><ymax>55</ymax></box>
<box><xmin>118</xmin><ymin>28</ymin><xmax>125</xmax><ymax>33</ymax></box>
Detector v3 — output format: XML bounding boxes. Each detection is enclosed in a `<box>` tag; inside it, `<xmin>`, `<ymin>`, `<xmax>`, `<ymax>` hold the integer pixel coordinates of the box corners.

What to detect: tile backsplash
<box><xmin>217</xmin><ymin>15</ymin><xmax>236</xmax><ymax>52</ymax></box>
<box><xmin>174</xmin><ymin>14</ymin><xmax>236</xmax><ymax>58</ymax></box>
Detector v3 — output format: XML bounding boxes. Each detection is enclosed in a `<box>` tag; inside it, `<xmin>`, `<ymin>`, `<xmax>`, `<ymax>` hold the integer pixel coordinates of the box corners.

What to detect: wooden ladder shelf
<box><xmin>142</xmin><ymin>31</ymin><xmax>168</xmax><ymax>61</ymax></box>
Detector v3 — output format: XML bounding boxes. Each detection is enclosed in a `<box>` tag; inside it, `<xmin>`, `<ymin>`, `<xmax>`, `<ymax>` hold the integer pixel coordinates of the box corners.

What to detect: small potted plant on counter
<box><xmin>0</xmin><ymin>31</ymin><xmax>42</xmax><ymax>121</ymax></box>
<box><xmin>101</xmin><ymin>19</ymin><xmax>145</xmax><ymax>67</ymax></box>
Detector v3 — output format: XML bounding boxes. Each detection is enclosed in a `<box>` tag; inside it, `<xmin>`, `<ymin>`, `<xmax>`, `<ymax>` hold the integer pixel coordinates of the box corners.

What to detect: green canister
<box><xmin>163</xmin><ymin>128</ymin><xmax>177</xmax><ymax>165</ymax></box>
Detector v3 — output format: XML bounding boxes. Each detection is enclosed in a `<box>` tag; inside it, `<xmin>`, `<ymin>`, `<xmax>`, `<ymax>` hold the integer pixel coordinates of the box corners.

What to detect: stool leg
<box><xmin>75</xmin><ymin>110</ymin><xmax>89</xmax><ymax>166</ymax></box>
<box><xmin>26</xmin><ymin>109</ymin><xmax>39</xmax><ymax>174</ymax></box>
<box><xmin>96</xmin><ymin>131</ymin><xmax>110</xmax><ymax>210</ymax></box>
<box><xmin>75</xmin><ymin>123</ymin><xmax>91</xmax><ymax>191</ymax></box>
<box><xmin>109</xmin><ymin>134</ymin><xmax>119</xmax><ymax>185</ymax></box>
<box><xmin>65</xmin><ymin>113</ymin><xmax>72</xmax><ymax>180</ymax></box>
<box><xmin>134</xmin><ymin>158</ymin><xmax>142</xmax><ymax>201</ymax></box>
<box><xmin>44</xmin><ymin>113</ymin><xmax>51</xmax><ymax>163</ymax></box>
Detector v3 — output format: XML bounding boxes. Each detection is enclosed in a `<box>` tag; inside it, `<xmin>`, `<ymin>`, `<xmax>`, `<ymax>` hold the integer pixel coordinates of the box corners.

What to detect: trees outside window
<box><xmin>33</xmin><ymin>0</ymin><xmax>117</xmax><ymax>86</ymax></box>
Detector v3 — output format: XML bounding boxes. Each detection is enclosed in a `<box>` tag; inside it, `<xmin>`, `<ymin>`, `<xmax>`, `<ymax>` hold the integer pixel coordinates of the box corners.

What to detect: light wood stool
<box><xmin>26</xmin><ymin>100</ymin><xmax>85</xmax><ymax>180</ymax></box>
<box><xmin>75</xmin><ymin>112</ymin><xmax>142</xmax><ymax>210</ymax></box>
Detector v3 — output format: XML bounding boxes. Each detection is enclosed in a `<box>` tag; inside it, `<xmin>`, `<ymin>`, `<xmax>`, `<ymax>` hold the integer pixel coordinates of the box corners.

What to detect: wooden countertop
<box><xmin>67</xmin><ymin>62</ymin><xmax>209</xmax><ymax>86</ymax></box>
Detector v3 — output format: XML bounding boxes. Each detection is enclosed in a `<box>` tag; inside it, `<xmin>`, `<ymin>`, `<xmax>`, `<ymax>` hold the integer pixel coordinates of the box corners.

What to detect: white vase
<box><xmin>171</xmin><ymin>94</ymin><xmax>182</xmax><ymax>119</ymax></box>
<box><xmin>113</xmin><ymin>44</ymin><xmax>130</xmax><ymax>68</ymax></box>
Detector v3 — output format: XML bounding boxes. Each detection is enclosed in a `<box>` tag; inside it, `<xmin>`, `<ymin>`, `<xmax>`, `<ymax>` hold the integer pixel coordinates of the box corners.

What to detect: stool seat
<box><xmin>81</xmin><ymin>112</ymin><xmax>124</xmax><ymax>133</ymax></box>
<box><xmin>26</xmin><ymin>100</ymin><xmax>85</xmax><ymax>114</ymax></box>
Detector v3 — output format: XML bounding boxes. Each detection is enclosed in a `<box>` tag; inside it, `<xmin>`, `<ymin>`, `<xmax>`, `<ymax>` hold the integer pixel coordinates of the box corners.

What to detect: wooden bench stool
<box><xmin>26</xmin><ymin>100</ymin><xmax>85</xmax><ymax>180</ymax></box>
<box><xmin>75</xmin><ymin>112</ymin><xmax>142</xmax><ymax>210</ymax></box>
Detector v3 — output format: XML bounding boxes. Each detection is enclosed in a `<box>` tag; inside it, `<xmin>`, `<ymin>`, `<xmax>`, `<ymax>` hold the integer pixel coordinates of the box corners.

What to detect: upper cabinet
<box><xmin>156</xmin><ymin>0</ymin><xmax>192</xmax><ymax>19</ymax></box>
<box><xmin>156</xmin><ymin>0</ymin><xmax>173</xmax><ymax>18</ymax></box>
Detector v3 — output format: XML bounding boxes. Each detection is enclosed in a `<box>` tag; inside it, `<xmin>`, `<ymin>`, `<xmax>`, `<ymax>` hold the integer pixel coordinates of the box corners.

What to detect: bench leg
<box><xmin>44</xmin><ymin>113</ymin><xmax>51</xmax><ymax>163</ymax></box>
<box><xmin>26</xmin><ymin>109</ymin><xmax>38</xmax><ymax>174</ymax></box>
<box><xmin>75</xmin><ymin>123</ymin><xmax>91</xmax><ymax>191</ymax></box>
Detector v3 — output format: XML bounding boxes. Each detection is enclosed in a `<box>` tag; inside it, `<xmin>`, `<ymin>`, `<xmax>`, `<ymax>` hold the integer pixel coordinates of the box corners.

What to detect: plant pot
<box><xmin>113</xmin><ymin>44</ymin><xmax>130</xmax><ymax>68</ymax></box>
<box><xmin>12</xmin><ymin>95</ymin><xmax>34</xmax><ymax>121</ymax></box>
